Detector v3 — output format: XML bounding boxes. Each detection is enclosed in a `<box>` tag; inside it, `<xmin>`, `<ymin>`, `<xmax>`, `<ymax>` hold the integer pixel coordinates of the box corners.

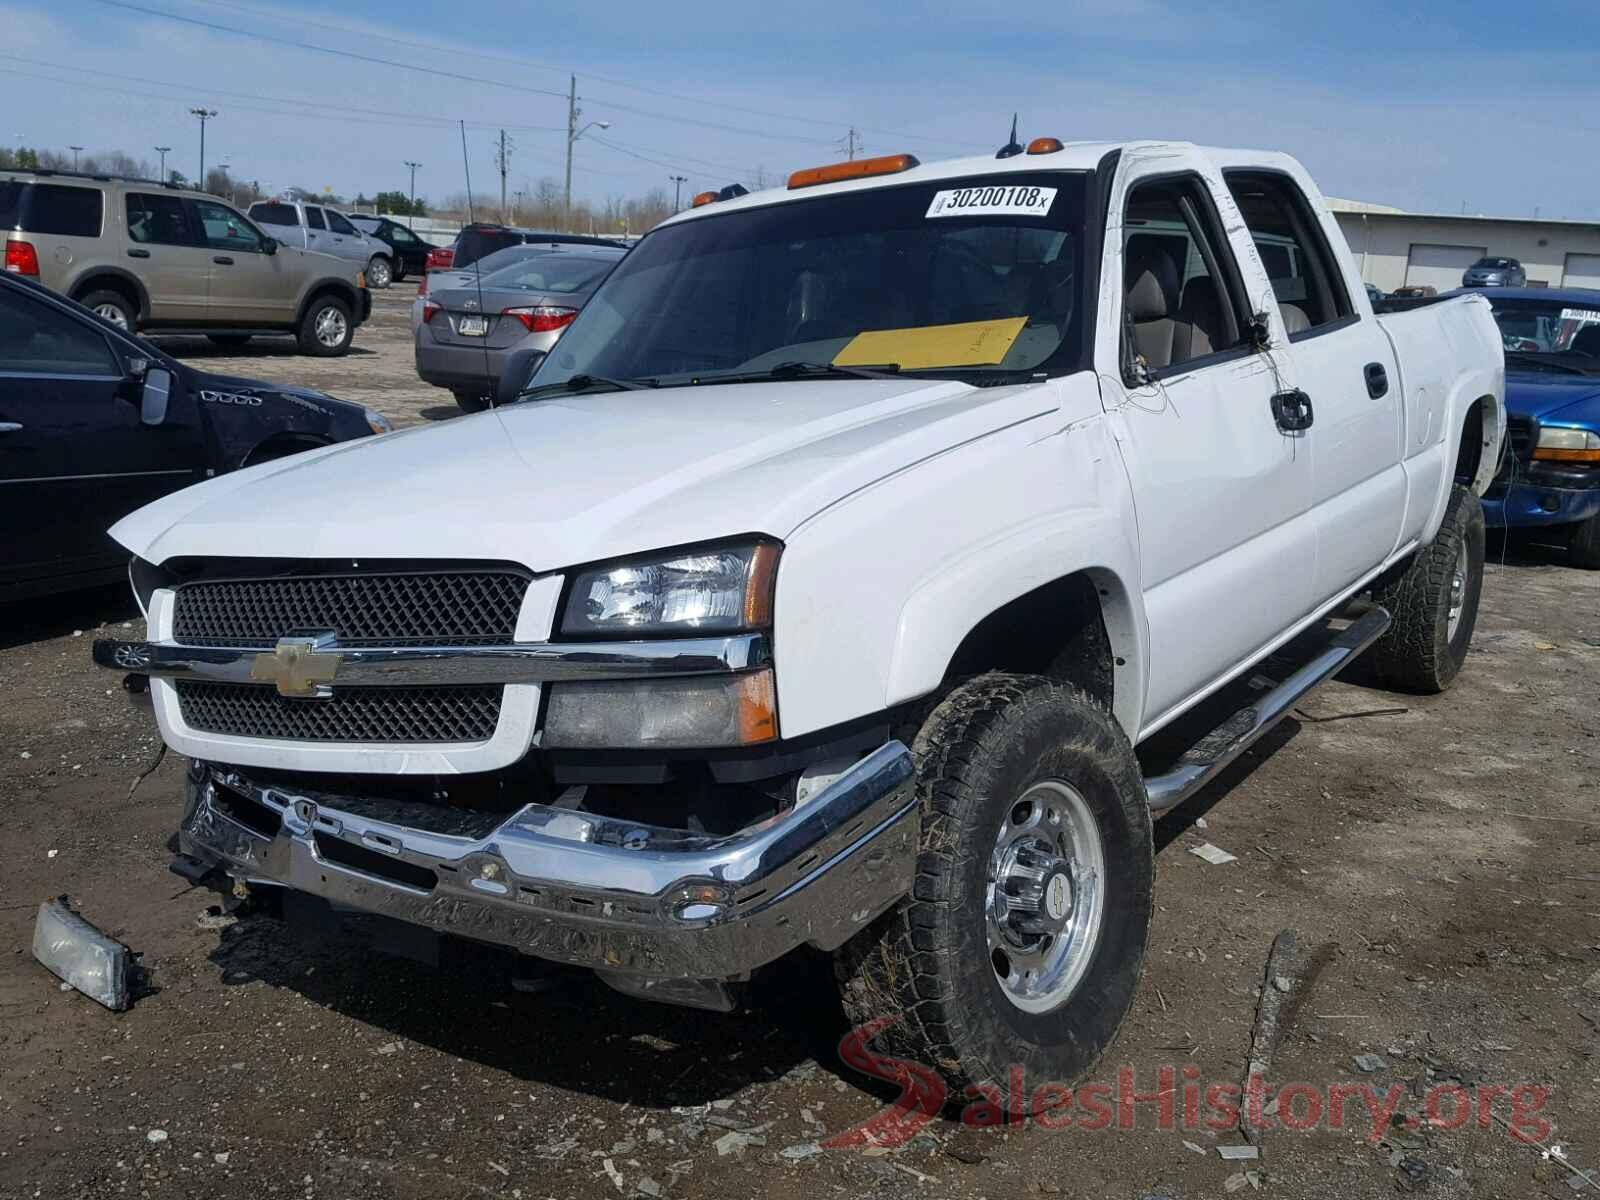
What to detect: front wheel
<box><xmin>835</xmin><ymin>674</ymin><xmax>1153</xmax><ymax>1104</ymax></box>
<box><xmin>1356</xmin><ymin>483</ymin><xmax>1485</xmax><ymax>692</ymax></box>
<box><xmin>297</xmin><ymin>296</ymin><xmax>354</xmax><ymax>356</ymax></box>
<box><xmin>1569</xmin><ymin>511</ymin><xmax>1600</xmax><ymax>570</ymax></box>
<box><xmin>366</xmin><ymin>256</ymin><xmax>393</xmax><ymax>290</ymax></box>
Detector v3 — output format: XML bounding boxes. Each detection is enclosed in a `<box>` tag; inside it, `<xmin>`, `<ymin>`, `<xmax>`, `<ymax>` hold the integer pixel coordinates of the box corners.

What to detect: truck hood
<box><xmin>111</xmin><ymin>376</ymin><xmax>1058</xmax><ymax>572</ymax></box>
<box><xmin>1505</xmin><ymin>371</ymin><xmax>1600</xmax><ymax>422</ymax></box>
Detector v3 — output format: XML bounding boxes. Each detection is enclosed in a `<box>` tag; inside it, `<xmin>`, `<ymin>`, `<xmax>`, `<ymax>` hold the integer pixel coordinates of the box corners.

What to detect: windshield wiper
<box><xmin>659</xmin><ymin>360</ymin><xmax>905</xmax><ymax>389</ymax></box>
<box><xmin>515</xmin><ymin>373</ymin><xmax>656</xmax><ymax>401</ymax></box>
<box><xmin>1505</xmin><ymin>351</ymin><xmax>1593</xmax><ymax>376</ymax></box>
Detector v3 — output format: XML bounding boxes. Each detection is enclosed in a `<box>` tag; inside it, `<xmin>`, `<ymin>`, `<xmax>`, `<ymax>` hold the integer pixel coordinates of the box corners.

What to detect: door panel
<box><xmin>0</xmin><ymin>286</ymin><xmax>205</xmax><ymax>593</ymax></box>
<box><xmin>125</xmin><ymin>192</ymin><xmax>210</xmax><ymax>321</ymax></box>
<box><xmin>193</xmin><ymin>198</ymin><xmax>296</xmax><ymax>323</ymax></box>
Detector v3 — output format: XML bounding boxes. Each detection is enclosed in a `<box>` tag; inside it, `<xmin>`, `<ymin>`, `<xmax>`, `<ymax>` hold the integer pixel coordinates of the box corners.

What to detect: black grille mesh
<box><xmin>176</xmin><ymin>681</ymin><xmax>503</xmax><ymax>743</ymax></box>
<box><xmin>172</xmin><ymin>572</ymin><xmax>530</xmax><ymax>647</ymax></box>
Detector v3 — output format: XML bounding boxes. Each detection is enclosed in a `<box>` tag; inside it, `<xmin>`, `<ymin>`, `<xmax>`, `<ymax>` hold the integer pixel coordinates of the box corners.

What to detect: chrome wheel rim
<box><xmin>369</xmin><ymin>258</ymin><xmax>390</xmax><ymax>288</ymax></box>
<box><xmin>94</xmin><ymin>303</ymin><xmax>129</xmax><ymax>328</ymax></box>
<box><xmin>986</xmin><ymin>779</ymin><xmax>1106</xmax><ymax>1014</ymax></box>
<box><xmin>1447</xmin><ymin>539</ymin><xmax>1469</xmax><ymax>640</ymax></box>
<box><xmin>314</xmin><ymin>306</ymin><xmax>348</xmax><ymax>347</ymax></box>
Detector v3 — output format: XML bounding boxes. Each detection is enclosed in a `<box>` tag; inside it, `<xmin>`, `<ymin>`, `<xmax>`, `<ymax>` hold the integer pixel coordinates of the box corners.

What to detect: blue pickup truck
<box><xmin>1460</xmin><ymin>287</ymin><xmax>1600</xmax><ymax>567</ymax></box>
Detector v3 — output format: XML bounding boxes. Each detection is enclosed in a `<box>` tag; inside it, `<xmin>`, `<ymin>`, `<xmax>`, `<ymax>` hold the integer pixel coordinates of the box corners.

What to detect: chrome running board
<box><xmin>1144</xmin><ymin>607</ymin><xmax>1391</xmax><ymax>814</ymax></box>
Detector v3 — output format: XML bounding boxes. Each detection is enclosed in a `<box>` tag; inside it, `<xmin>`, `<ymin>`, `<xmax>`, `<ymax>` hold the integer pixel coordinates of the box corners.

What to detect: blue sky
<box><xmin>4</xmin><ymin>0</ymin><xmax>1598</xmax><ymax>219</ymax></box>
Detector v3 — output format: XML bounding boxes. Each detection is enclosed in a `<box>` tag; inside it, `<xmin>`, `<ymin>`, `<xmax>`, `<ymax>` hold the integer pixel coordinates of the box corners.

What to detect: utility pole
<box><xmin>155</xmin><ymin>145</ymin><xmax>171</xmax><ymax>181</ymax></box>
<box><xmin>670</xmin><ymin>174</ymin><xmax>687</xmax><ymax>211</ymax></box>
<box><xmin>189</xmin><ymin>108</ymin><xmax>217</xmax><ymax>188</ymax></box>
<box><xmin>495</xmin><ymin>129</ymin><xmax>513</xmax><ymax>223</ymax></box>
<box><xmin>69</xmin><ymin>145</ymin><xmax>83</xmax><ymax>170</ymax></box>
<box><xmin>564</xmin><ymin>75</ymin><xmax>578</xmax><ymax>228</ymax></box>
<box><xmin>404</xmin><ymin>160</ymin><xmax>421</xmax><ymax>229</ymax></box>
<box><xmin>841</xmin><ymin>127</ymin><xmax>862</xmax><ymax>161</ymax></box>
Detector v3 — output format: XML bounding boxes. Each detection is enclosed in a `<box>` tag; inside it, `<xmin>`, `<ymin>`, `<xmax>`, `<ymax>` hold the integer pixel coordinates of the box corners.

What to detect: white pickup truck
<box><xmin>95</xmin><ymin>139</ymin><xmax>1503</xmax><ymax>1101</ymax></box>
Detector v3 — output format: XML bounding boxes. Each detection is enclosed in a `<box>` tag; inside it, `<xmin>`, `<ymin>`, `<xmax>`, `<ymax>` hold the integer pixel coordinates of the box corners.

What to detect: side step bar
<box><xmin>1144</xmin><ymin>606</ymin><xmax>1391</xmax><ymax>814</ymax></box>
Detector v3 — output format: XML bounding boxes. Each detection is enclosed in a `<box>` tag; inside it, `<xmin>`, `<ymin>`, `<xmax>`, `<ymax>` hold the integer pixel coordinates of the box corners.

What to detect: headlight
<box><xmin>1533</xmin><ymin>427</ymin><xmax>1600</xmax><ymax>462</ymax></box>
<box><xmin>364</xmin><ymin>408</ymin><xmax>393</xmax><ymax>435</ymax></box>
<box><xmin>543</xmin><ymin>670</ymin><xmax>778</xmax><ymax>748</ymax></box>
<box><xmin>560</xmin><ymin>540</ymin><xmax>780</xmax><ymax>637</ymax></box>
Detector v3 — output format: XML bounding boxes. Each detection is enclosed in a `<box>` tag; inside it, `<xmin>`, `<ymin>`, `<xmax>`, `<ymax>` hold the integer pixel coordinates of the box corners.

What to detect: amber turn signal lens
<box><xmin>788</xmin><ymin>153</ymin><xmax>920</xmax><ymax>190</ymax></box>
<box><xmin>1532</xmin><ymin>447</ymin><xmax>1600</xmax><ymax>462</ymax></box>
<box><xmin>734</xmin><ymin>669</ymin><xmax>779</xmax><ymax>745</ymax></box>
<box><xmin>1026</xmin><ymin>137</ymin><xmax>1064</xmax><ymax>154</ymax></box>
<box><xmin>691</xmin><ymin>190</ymin><xmax>719</xmax><ymax>207</ymax></box>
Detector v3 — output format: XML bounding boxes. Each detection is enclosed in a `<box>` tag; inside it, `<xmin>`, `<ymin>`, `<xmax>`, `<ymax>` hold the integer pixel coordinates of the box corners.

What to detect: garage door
<box><xmin>1563</xmin><ymin>253</ymin><xmax>1600</xmax><ymax>290</ymax></box>
<box><xmin>1404</xmin><ymin>243</ymin><xmax>1487</xmax><ymax>292</ymax></box>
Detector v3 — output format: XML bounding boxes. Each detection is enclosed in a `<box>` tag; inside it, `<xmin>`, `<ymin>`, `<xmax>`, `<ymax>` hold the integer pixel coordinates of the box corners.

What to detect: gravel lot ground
<box><xmin>2</xmin><ymin>303</ymin><xmax>1597</xmax><ymax>1198</ymax></box>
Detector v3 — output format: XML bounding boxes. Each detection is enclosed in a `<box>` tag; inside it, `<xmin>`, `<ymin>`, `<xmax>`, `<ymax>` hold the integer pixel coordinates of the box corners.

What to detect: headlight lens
<box><xmin>543</xmin><ymin>670</ymin><xmax>778</xmax><ymax>748</ymax></box>
<box><xmin>364</xmin><ymin>408</ymin><xmax>393</xmax><ymax>435</ymax></box>
<box><xmin>1533</xmin><ymin>427</ymin><xmax>1600</xmax><ymax>461</ymax></box>
<box><xmin>561</xmin><ymin>541</ymin><xmax>779</xmax><ymax>637</ymax></box>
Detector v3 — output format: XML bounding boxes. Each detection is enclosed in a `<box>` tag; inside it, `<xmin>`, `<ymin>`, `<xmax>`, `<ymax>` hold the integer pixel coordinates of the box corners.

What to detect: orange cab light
<box><xmin>1026</xmin><ymin>137</ymin><xmax>1064</xmax><ymax>155</ymax></box>
<box><xmin>787</xmin><ymin>153</ymin><xmax>920</xmax><ymax>190</ymax></box>
<box><xmin>691</xmin><ymin>190</ymin><xmax>719</xmax><ymax>207</ymax></box>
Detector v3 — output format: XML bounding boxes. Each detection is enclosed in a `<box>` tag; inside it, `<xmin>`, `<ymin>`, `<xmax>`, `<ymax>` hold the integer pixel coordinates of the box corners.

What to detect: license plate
<box><xmin>457</xmin><ymin>315</ymin><xmax>488</xmax><ymax>337</ymax></box>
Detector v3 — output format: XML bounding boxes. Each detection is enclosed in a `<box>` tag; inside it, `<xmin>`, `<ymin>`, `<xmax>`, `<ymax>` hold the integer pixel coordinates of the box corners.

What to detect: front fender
<box><xmin>772</xmin><ymin>377</ymin><xmax>1147</xmax><ymax>741</ymax></box>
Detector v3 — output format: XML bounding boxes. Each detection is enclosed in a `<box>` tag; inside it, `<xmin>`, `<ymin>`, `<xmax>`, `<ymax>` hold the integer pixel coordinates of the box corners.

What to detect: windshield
<box><xmin>481</xmin><ymin>253</ymin><xmax>619</xmax><ymax>294</ymax></box>
<box><xmin>529</xmin><ymin>171</ymin><xmax>1089</xmax><ymax>391</ymax></box>
<box><xmin>1487</xmin><ymin>297</ymin><xmax>1600</xmax><ymax>365</ymax></box>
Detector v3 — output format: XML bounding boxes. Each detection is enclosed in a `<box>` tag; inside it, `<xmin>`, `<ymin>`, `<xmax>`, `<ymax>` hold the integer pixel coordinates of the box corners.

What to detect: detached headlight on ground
<box><xmin>561</xmin><ymin>541</ymin><xmax>780</xmax><ymax>636</ymax></box>
<box><xmin>1533</xmin><ymin>427</ymin><xmax>1600</xmax><ymax>462</ymax></box>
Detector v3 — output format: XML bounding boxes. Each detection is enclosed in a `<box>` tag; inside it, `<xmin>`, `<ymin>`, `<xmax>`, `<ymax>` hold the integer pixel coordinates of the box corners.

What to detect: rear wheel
<box><xmin>297</xmin><ymin>296</ymin><xmax>354</xmax><ymax>356</ymax></box>
<box><xmin>1569</xmin><ymin>512</ymin><xmax>1600</xmax><ymax>570</ymax></box>
<box><xmin>366</xmin><ymin>256</ymin><xmax>393</xmax><ymax>290</ymax></box>
<box><xmin>835</xmin><ymin>674</ymin><xmax>1152</xmax><ymax>1104</ymax></box>
<box><xmin>452</xmin><ymin>388</ymin><xmax>489</xmax><ymax>414</ymax></box>
<box><xmin>79</xmin><ymin>289</ymin><xmax>136</xmax><ymax>331</ymax></box>
<box><xmin>1356</xmin><ymin>483</ymin><xmax>1485</xmax><ymax>692</ymax></box>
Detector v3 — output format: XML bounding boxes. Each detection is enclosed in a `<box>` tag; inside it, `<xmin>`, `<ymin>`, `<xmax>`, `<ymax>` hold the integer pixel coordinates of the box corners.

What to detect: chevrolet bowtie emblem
<box><xmin>250</xmin><ymin>633</ymin><xmax>343</xmax><ymax>699</ymax></box>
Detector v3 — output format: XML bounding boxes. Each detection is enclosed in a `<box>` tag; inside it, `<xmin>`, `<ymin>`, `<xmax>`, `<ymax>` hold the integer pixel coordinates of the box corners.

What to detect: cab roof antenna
<box><xmin>996</xmin><ymin>114</ymin><xmax>1023</xmax><ymax>159</ymax></box>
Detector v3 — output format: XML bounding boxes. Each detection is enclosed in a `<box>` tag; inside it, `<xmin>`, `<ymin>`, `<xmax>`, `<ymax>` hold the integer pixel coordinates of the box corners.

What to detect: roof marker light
<box><xmin>691</xmin><ymin>190</ymin><xmax>719</xmax><ymax>207</ymax></box>
<box><xmin>787</xmin><ymin>153</ymin><xmax>920</xmax><ymax>190</ymax></box>
<box><xmin>1026</xmin><ymin>137</ymin><xmax>1064</xmax><ymax>155</ymax></box>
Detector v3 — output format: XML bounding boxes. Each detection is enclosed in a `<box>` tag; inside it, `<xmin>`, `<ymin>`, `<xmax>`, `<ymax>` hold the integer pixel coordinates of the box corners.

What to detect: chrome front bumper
<box><xmin>178</xmin><ymin>742</ymin><xmax>918</xmax><ymax>987</ymax></box>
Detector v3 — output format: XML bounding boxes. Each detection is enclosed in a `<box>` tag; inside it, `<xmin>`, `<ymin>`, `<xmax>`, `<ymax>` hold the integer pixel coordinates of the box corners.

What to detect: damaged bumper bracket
<box><xmin>178</xmin><ymin>741</ymin><xmax>918</xmax><ymax>987</ymax></box>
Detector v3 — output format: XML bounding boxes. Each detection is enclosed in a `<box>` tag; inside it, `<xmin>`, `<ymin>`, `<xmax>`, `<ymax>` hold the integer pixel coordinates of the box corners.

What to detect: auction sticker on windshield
<box><xmin>1560</xmin><ymin>308</ymin><xmax>1600</xmax><ymax>325</ymax></box>
<box><xmin>926</xmin><ymin>185</ymin><xmax>1056</xmax><ymax>219</ymax></box>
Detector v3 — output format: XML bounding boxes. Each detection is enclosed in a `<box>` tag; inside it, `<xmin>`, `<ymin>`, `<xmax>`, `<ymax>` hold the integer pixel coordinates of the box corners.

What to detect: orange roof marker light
<box><xmin>788</xmin><ymin>153</ymin><xmax>920</xmax><ymax>190</ymax></box>
<box><xmin>1026</xmin><ymin>137</ymin><xmax>1064</xmax><ymax>155</ymax></box>
<box><xmin>691</xmin><ymin>190</ymin><xmax>720</xmax><ymax>207</ymax></box>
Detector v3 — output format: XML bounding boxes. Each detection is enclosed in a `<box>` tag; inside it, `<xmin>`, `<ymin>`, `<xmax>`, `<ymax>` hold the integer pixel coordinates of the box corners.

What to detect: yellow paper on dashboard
<box><xmin>832</xmin><ymin>316</ymin><xmax>1027</xmax><ymax>370</ymax></box>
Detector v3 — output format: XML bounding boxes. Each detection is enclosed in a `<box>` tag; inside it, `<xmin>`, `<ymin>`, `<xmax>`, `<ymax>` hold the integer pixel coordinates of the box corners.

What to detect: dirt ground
<box><xmin>2</xmin><ymin>302</ymin><xmax>1597</xmax><ymax>1198</ymax></box>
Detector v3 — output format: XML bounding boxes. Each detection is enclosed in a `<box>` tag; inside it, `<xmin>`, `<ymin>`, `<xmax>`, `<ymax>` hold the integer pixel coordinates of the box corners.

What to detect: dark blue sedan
<box><xmin>1457</xmin><ymin>286</ymin><xmax>1600</xmax><ymax>567</ymax></box>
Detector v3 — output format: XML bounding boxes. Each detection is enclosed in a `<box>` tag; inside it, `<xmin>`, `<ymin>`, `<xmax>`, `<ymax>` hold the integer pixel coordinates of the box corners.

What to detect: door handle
<box><xmin>1270</xmin><ymin>389</ymin><xmax>1314</xmax><ymax>433</ymax></box>
<box><xmin>212</xmin><ymin>255</ymin><xmax>234</xmax><ymax>265</ymax></box>
<box><xmin>1364</xmin><ymin>362</ymin><xmax>1389</xmax><ymax>399</ymax></box>
<box><xmin>0</xmin><ymin>422</ymin><xmax>23</xmax><ymax>433</ymax></box>
<box><xmin>128</xmin><ymin>248</ymin><xmax>151</xmax><ymax>259</ymax></box>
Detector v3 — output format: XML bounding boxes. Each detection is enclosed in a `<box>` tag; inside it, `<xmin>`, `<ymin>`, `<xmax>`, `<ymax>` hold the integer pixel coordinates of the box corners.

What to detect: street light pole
<box><xmin>404</xmin><ymin>160</ymin><xmax>421</xmax><ymax>229</ymax></box>
<box><xmin>562</xmin><ymin>75</ymin><xmax>610</xmax><ymax>229</ymax></box>
<box><xmin>669</xmin><ymin>175</ymin><xmax>687</xmax><ymax>211</ymax></box>
<box><xmin>189</xmin><ymin>108</ymin><xmax>217</xmax><ymax>187</ymax></box>
<box><xmin>69</xmin><ymin>145</ymin><xmax>83</xmax><ymax>170</ymax></box>
<box><xmin>154</xmin><ymin>146</ymin><xmax>171</xmax><ymax>181</ymax></box>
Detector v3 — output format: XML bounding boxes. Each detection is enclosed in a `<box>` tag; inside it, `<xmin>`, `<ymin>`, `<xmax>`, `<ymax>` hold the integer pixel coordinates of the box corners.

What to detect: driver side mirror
<box><xmin>140</xmin><ymin>367</ymin><xmax>172</xmax><ymax>426</ymax></box>
<box><xmin>497</xmin><ymin>348</ymin><xmax>547</xmax><ymax>408</ymax></box>
<box><xmin>262</xmin><ymin>236</ymin><xmax>278</xmax><ymax>255</ymax></box>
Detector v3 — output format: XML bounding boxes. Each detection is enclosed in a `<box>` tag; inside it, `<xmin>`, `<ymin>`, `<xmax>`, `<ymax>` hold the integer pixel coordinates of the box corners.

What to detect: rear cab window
<box><xmin>0</xmin><ymin>182</ymin><xmax>104</xmax><ymax>236</ymax></box>
<box><xmin>1223</xmin><ymin>170</ymin><xmax>1353</xmax><ymax>337</ymax></box>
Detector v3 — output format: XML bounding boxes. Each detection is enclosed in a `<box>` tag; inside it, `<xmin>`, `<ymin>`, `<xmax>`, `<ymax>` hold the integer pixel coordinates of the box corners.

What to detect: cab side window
<box><xmin>305</xmin><ymin>207</ymin><xmax>327</xmax><ymax>231</ymax></box>
<box><xmin>127</xmin><ymin>193</ymin><xmax>199</xmax><ymax>246</ymax></box>
<box><xmin>1121</xmin><ymin>176</ymin><xmax>1244</xmax><ymax>377</ymax></box>
<box><xmin>325</xmin><ymin>210</ymin><xmax>358</xmax><ymax>235</ymax></box>
<box><xmin>1223</xmin><ymin>171</ymin><xmax>1352</xmax><ymax>337</ymax></box>
<box><xmin>193</xmin><ymin>199</ymin><xmax>265</xmax><ymax>253</ymax></box>
<box><xmin>0</xmin><ymin>288</ymin><xmax>118</xmax><ymax>376</ymax></box>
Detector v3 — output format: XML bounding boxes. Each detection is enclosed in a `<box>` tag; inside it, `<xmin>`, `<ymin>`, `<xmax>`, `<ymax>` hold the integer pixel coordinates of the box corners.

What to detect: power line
<box><xmin>181</xmin><ymin>0</ymin><xmax>990</xmax><ymax>152</ymax></box>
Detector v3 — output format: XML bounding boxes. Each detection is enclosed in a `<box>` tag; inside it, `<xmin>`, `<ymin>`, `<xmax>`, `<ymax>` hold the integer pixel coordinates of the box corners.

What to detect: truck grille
<box><xmin>172</xmin><ymin>570</ymin><xmax>530</xmax><ymax>647</ymax></box>
<box><xmin>1490</xmin><ymin>416</ymin><xmax>1536</xmax><ymax>492</ymax></box>
<box><xmin>175</xmin><ymin>681</ymin><xmax>503</xmax><ymax>743</ymax></box>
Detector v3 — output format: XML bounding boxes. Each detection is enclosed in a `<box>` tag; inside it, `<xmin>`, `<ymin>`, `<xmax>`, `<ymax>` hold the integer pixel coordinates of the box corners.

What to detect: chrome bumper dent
<box><xmin>180</xmin><ymin>741</ymin><xmax>918</xmax><ymax>979</ymax></box>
